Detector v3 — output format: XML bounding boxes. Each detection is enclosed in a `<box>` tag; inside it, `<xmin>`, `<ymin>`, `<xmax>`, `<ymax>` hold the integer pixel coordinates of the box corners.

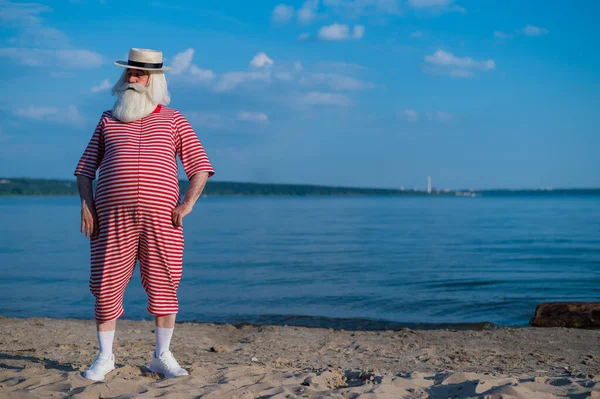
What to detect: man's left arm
<box><xmin>172</xmin><ymin>171</ymin><xmax>210</xmax><ymax>227</ymax></box>
<box><xmin>172</xmin><ymin>110</ymin><xmax>215</xmax><ymax>228</ymax></box>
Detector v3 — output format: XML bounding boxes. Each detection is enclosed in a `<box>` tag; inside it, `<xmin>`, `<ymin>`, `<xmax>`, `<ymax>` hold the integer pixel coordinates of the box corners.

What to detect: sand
<box><xmin>0</xmin><ymin>317</ymin><xmax>599</xmax><ymax>398</ymax></box>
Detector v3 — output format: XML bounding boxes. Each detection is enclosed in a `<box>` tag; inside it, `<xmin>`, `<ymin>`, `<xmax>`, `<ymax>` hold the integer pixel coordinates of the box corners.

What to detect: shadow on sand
<box><xmin>0</xmin><ymin>352</ymin><xmax>77</xmax><ymax>372</ymax></box>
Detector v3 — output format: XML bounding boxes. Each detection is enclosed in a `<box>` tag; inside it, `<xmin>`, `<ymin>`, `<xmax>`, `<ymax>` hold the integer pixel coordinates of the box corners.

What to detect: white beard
<box><xmin>112</xmin><ymin>84</ymin><xmax>157</xmax><ymax>123</ymax></box>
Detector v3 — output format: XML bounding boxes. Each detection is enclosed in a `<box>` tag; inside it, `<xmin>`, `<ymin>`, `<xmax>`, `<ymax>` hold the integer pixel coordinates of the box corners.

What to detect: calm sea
<box><xmin>0</xmin><ymin>195</ymin><xmax>599</xmax><ymax>329</ymax></box>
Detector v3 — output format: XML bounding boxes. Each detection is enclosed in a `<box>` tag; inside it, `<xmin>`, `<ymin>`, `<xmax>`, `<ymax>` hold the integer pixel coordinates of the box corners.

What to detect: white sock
<box><xmin>155</xmin><ymin>327</ymin><xmax>174</xmax><ymax>357</ymax></box>
<box><xmin>98</xmin><ymin>330</ymin><xmax>115</xmax><ymax>357</ymax></box>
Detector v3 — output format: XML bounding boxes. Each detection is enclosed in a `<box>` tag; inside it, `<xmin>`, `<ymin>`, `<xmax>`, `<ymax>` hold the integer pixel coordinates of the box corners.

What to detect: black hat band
<box><xmin>127</xmin><ymin>60</ymin><xmax>163</xmax><ymax>69</ymax></box>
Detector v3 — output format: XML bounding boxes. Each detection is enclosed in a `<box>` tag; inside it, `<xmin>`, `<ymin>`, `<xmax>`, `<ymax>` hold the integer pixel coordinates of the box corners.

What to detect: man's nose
<box><xmin>128</xmin><ymin>75</ymin><xmax>137</xmax><ymax>83</ymax></box>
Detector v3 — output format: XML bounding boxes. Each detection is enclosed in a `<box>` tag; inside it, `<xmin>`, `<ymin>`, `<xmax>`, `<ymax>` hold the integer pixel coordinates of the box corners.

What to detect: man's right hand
<box><xmin>81</xmin><ymin>201</ymin><xmax>99</xmax><ymax>239</ymax></box>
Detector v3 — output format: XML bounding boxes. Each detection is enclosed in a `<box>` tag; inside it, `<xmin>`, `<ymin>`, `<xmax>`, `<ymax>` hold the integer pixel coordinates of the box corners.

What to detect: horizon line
<box><xmin>1</xmin><ymin>177</ymin><xmax>599</xmax><ymax>192</ymax></box>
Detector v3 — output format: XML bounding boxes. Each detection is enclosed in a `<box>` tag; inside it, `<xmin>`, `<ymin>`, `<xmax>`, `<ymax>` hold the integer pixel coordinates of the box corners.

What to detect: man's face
<box><xmin>112</xmin><ymin>68</ymin><xmax>155</xmax><ymax>122</ymax></box>
<box><xmin>126</xmin><ymin>68</ymin><xmax>150</xmax><ymax>87</ymax></box>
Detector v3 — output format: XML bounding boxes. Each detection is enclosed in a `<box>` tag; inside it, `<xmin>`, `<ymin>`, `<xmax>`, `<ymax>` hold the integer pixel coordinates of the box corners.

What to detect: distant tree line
<box><xmin>0</xmin><ymin>178</ymin><xmax>421</xmax><ymax>197</ymax></box>
<box><xmin>0</xmin><ymin>178</ymin><xmax>598</xmax><ymax>197</ymax></box>
<box><xmin>0</xmin><ymin>178</ymin><xmax>80</xmax><ymax>196</ymax></box>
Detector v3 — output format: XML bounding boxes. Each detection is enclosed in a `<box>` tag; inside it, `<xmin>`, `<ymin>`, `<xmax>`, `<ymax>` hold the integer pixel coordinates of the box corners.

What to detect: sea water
<box><xmin>0</xmin><ymin>195</ymin><xmax>598</xmax><ymax>328</ymax></box>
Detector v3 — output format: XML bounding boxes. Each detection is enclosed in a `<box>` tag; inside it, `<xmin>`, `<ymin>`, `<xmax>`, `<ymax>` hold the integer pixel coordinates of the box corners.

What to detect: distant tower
<box><xmin>427</xmin><ymin>176</ymin><xmax>431</xmax><ymax>194</ymax></box>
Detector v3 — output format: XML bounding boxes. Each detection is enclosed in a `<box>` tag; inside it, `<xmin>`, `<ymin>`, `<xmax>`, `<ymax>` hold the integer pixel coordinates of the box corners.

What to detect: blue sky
<box><xmin>0</xmin><ymin>0</ymin><xmax>598</xmax><ymax>190</ymax></box>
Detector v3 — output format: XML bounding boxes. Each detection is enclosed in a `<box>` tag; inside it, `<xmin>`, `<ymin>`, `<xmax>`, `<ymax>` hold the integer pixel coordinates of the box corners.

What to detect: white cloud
<box><xmin>1</xmin><ymin>1</ymin><xmax>80</xmax><ymax>49</ymax></box>
<box><xmin>250</xmin><ymin>52</ymin><xmax>274</xmax><ymax>68</ymax></box>
<box><xmin>49</xmin><ymin>71</ymin><xmax>75</xmax><ymax>78</ymax></box>
<box><xmin>168</xmin><ymin>48</ymin><xmax>215</xmax><ymax>82</ymax></box>
<box><xmin>64</xmin><ymin>104</ymin><xmax>86</xmax><ymax>127</ymax></box>
<box><xmin>214</xmin><ymin>71</ymin><xmax>271</xmax><ymax>92</ymax></box>
<box><xmin>300</xmin><ymin>73</ymin><xmax>374</xmax><ymax>91</ymax></box>
<box><xmin>14</xmin><ymin>106</ymin><xmax>59</xmax><ymax>119</ymax></box>
<box><xmin>0</xmin><ymin>2</ymin><xmax>117</xmax><ymax>75</ymax></box>
<box><xmin>237</xmin><ymin>111</ymin><xmax>269</xmax><ymax>123</ymax></box>
<box><xmin>318</xmin><ymin>24</ymin><xmax>365</xmax><ymax>41</ymax></box>
<box><xmin>14</xmin><ymin>104</ymin><xmax>86</xmax><ymax>127</ymax></box>
<box><xmin>410</xmin><ymin>30</ymin><xmax>423</xmax><ymax>38</ymax></box>
<box><xmin>275</xmin><ymin>72</ymin><xmax>293</xmax><ymax>81</ymax></box>
<box><xmin>170</xmin><ymin>48</ymin><xmax>194</xmax><ymax>74</ymax></box>
<box><xmin>53</xmin><ymin>49</ymin><xmax>103</xmax><ymax>67</ymax></box>
<box><xmin>90</xmin><ymin>78</ymin><xmax>112</xmax><ymax>93</ymax></box>
<box><xmin>69</xmin><ymin>0</ymin><xmax>108</xmax><ymax>3</ymax></box>
<box><xmin>272</xmin><ymin>4</ymin><xmax>294</xmax><ymax>24</ymax></box>
<box><xmin>0</xmin><ymin>1</ymin><xmax>51</xmax><ymax>27</ymax></box>
<box><xmin>427</xmin><ymin>111</ymin><xmax>453</xmax><ymax>121</ymax></box>
<box><xmin>294</xmin><ymin>61</ymin><xmax>303</xmax><ymax>72</ymax></box>
<box><xmin>353</xmin><ymin>25</ymin><xmax>365</xmax><ymax>39</ymax></box>
<box><xmin>408</xmin><ymin>0</ymin><xmax>451</xmax><ymax>7</ymax></box>
<box><xmin>322</xmin><ymin>0</ymin><xmax>402</xmax><ymax>18</ymax></box>
<box><xmin>297</xmin><ymin>8</ymin><xmax>315</xmax><ymax>23</ymax></box>
<box><xmin>449</xmin><ymin>69</ymin><xmax>472</xmax><ymax>78</ymax></box>
<box><xmin>298</xmin><ymin>33</ymin><xmax>310</xmax><ymax>40</ymax></box>
<box><xmin>407</xmin><ymin>0</ymin><xmax>465</xmax><ymax>13</ymax></box>
<box><xmin>424</xmin><ymin>50</ymin><xmax>495</xmax><ymax>78</ymax></box>
<box><xmin>0</xmin><ymin>48</ymin><xmax>103</xmax><ymax>68</ymax></box>
<box><xmin>523</xmin><ymin>25</ymin><xmax>548</xmax><ymax>36</ymax></box>
<box><xmin>187</xmin><ymin>112</ymin><xmax>224</xmax><ymax>129</ymax></box>
<box><xmin>301</xmin><ymin>91</ymin><xmax>350</xmax><ymax>106</ymax></box>
<box><xmin>493</xmin><ymin>26</ymin><xmax>547</xmax><ymax>39</ymax></box>
<box><xmin>371</xmin><ymin>0</ymin><xmax>402</xmax><ymax>14</ymax></box>
<box><xmin>297</xmin><ymin>0</ymin><xmax>319</xmax><ymax>24</ymax></box>
<box><xmin>319</xmin><ymin>24</ymin><xmax>350</xmax><ymax>40</ymax></box>
<box><xmin>447</xmin><ymin>4</ymin><xmax>466</xmax><ymax>12</ymax></box>
<box><xmin>7</xmin><ymin>26</ymin><xmax>68</xmax><ymax>47</ymax></box>
<box><xmin>398</xmin><ymin>109</ymin><xmax>453</xmax><ymax>122</ymax></box>
<box><xmin>399</xmin><ymin>109</ymin><xmax>418</xmax><ymax>121</ymax></box>
<box><xmin>315</xmin><ymin>61</ymin><xmax>364</xmax><ymax>73</ymax></box>
<box><xmin>494</xmin><ymin>30</ymin><xmax>513</xmax><ymax>39</ymax></box>
<box><xmin>425</xmin><ymin>50</ymin><xmax>495</xmax><ymax>69</ymax></box>
<box><xmin>189</xmin><ymin>65</ymin><xmax>215</xmax><ymax>82</ymax></box>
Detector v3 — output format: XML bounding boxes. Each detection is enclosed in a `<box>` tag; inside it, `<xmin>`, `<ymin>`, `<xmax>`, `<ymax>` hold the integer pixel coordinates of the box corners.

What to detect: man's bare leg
<box><xmin>98</xmin><ymin>319</ymin><xmax>117</xmax><ymax>331</ymax></box>
<box><xmin>156</xmin><ymin>314</ymin><xmax>176</xmax><ymax>328</ymax></box>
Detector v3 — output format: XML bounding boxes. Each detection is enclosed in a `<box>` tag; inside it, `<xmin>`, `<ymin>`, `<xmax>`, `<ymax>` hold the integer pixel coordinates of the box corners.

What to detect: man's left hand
<box><xmin>172</xmin><ymin>202</ymin><xmax>193</xmax><ymax>227</ymax></box>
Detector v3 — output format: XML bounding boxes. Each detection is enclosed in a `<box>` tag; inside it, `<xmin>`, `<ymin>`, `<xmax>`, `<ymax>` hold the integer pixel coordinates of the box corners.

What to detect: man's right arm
<box><xmin>74</xmin><ymin>114</ymin><xmax>106</xmax><ymax>239</ymax></box>
<box><xmin>77</xmin><ymin>175</ymin><xmax>94</xmax><ymax>206</ymax></box>
<box><xmin>77</xmin><ymin>175</ymin><xmax>98</xmax><ymax>238</ymax></box>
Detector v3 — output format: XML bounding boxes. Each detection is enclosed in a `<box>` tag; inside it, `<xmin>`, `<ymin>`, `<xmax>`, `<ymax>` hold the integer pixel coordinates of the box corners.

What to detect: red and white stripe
<box><xmin>75</xmin><ymin>105</ymin><xmax>214</xmax><ymax>322</ymax></box>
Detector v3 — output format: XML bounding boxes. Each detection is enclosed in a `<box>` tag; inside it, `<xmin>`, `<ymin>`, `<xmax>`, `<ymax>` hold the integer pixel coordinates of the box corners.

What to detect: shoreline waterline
<box><xmin>1</xmin><ymin>314</ymin><xmax>515</xmax><ymax>331</ymax></box>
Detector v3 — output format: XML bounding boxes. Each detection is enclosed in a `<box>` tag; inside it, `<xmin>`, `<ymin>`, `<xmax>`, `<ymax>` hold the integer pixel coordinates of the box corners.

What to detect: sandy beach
<box><xmin>0</xmin><ymin>317</ymin><xmax>599</xmax><ymax>398</ymax></box>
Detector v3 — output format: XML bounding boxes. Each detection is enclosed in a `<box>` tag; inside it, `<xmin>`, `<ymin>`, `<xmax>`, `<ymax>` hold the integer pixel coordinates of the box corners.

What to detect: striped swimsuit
<box><xmin>74</xmin><ymin>105</ymin><xmax>214</xmax><ymax>322</ymax></box>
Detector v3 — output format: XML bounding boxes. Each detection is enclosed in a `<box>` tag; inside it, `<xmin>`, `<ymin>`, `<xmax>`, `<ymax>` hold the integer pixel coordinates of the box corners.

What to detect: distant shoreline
<box><xmin>1</xmin><ymin>177</ymin><xmax>599</xmax><ymax>197</ymax></box>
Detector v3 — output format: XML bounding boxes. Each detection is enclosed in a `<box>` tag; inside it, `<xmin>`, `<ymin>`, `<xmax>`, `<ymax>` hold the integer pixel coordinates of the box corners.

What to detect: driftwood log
<box><xmin>530</xmin><ymin>302</ymin><xmax>600</xmax><ymax>329</ymax></box>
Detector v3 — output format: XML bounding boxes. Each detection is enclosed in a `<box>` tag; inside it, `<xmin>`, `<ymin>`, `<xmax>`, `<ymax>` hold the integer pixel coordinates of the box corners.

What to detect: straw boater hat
<box><xmin>114</xmin><ymin>48</ymin><xmax>172</xmax><ymax>71</ymax></box>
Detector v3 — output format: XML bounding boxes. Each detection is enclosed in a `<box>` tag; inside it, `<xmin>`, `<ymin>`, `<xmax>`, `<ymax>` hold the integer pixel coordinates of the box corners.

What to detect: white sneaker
<box><xmin>148</xmin><ymin>351</ymin><xmax>189</xmax><ymax>378</ymax></box>
<box><xmin>83</xmin><ymin>353</ymin><xmax>115</xmax><ymax>381</ymax></box>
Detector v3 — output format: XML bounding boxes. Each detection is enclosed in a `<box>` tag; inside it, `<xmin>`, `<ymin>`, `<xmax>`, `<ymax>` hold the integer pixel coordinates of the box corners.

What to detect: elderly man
<box><xmin>74</xmin><ymin>48</ymin><xmax>214</xmax><ymax>381</ymax></box>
